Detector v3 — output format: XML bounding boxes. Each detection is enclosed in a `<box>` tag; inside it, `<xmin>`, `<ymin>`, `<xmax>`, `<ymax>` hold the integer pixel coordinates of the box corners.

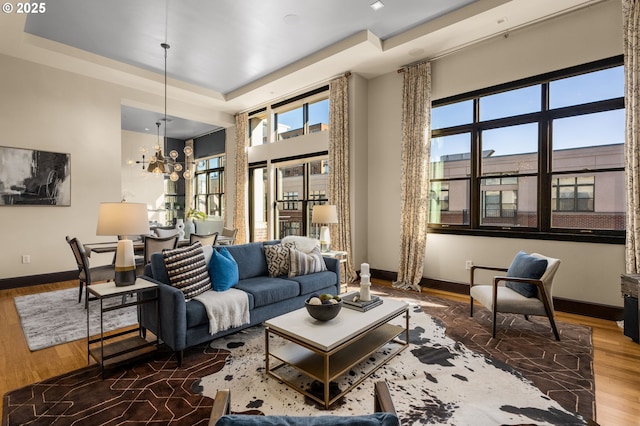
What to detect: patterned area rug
<box><xmin>14</xmin><ymin>287</ymin><xmax>138</xmax><ymax>351</ymax></box>
<box><xmin>375</xmin><ymin>286</ymin><xmax>595</xmax><ymax>419</ymax></box>
<box><xmin>3</xmin><ymin>287</ymin><xmax>595</xmax><ymax>425</ymax></box>
<box><xmin>199</xmin><ymin>303</ymin><xmax>590</xmax><ymax>426</ymax></box>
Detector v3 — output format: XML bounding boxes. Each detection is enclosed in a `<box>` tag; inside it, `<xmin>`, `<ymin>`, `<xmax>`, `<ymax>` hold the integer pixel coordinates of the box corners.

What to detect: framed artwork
<box><xmin>0</xmin><ymin>146</ymin><xmax>70</xmax><ymax>206</ymax></box>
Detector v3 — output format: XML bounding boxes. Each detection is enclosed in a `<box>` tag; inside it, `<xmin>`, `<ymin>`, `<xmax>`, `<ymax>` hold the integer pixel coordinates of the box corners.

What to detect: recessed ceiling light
<box><xmin>370</xmin><ymin>1</ymin><xmax>384</xmax><ymax>11</ymax></box>
<box><xmin>283</xmin><ymin>14</ymin><xmax>299</xmax><ymax>25</ymax></box>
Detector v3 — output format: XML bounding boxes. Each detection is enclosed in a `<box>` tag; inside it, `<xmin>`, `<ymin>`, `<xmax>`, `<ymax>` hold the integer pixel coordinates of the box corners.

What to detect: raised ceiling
<box><xmin>0</xmin><ymin>0</ymin><xmax>605</xmax><ymax>139</ymax></box>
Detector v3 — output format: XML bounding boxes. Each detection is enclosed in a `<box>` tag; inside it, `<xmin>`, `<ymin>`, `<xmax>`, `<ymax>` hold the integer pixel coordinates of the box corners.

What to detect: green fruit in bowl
<box><xmin>333</xmin><ymin>295</ymin><xmax>341</xmax><ymax>302</ymax></box>
<box><xmin>319</xmin><ymin>294</ymin><xmax>333</xmax><ymax>301</ymax></box>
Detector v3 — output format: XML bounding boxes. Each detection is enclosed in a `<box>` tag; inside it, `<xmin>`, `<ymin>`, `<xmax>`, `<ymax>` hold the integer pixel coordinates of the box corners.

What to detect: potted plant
<box><xmin>185</xmin><ymin>208</ymin><xmax>206</xmax><ymax>237</ymax></box>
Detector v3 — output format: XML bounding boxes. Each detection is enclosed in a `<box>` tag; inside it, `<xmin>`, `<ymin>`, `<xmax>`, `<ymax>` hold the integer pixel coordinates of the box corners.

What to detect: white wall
<box><xmin>0</xmin><ymin>53</ymin><xmax>122</xmax><ymax>278</ymax></box>
<box><xmin>365</xmin><ymin>0</ymin><xmax>626</xmax><ymax>307</ymax></box>
<box><xmin>121</xmin><ymin>130</ymin><xmax>166</xmax><ymax>223</ymax></box>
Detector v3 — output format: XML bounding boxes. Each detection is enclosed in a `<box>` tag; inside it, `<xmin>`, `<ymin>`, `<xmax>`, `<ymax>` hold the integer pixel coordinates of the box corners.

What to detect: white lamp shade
<box><xmin>96</xmin><ymin>202</ymin><xmax>150</xmax><ymax>237</ymax></box>
<box><xmin>312</xmin><ymin>205</ymin><xmax>338</xmax><ymax>224</ymax></box>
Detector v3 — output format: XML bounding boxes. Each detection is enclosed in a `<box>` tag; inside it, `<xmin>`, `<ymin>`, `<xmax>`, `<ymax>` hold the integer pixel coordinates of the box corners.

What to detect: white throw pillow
<box><xmin>281</xmin><ymin>236</ymin><xmax>319</xmax><ymax>253</ymax></box>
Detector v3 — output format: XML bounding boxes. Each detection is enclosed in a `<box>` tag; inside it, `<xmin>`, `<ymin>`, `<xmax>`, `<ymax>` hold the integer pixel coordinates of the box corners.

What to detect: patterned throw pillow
<box><xmin>162</xmin><ymin>241</ymin><xmax>212</xmax><ymax>301</ymax></box>
<box><xmin>289</xmin><ymin>246</ymin><xmax>327</xmax><ymax>278</ymax></box>
<box><xmin>264</xmin><ymin>242</ymin><xmax>295</xmax><ymax>277</ymax></box>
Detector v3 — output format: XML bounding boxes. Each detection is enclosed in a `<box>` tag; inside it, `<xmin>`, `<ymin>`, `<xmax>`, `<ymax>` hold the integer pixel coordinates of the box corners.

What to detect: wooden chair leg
<box><xmin>469</xmin><ymin>298</ymin><xmax>474</xmax><ymax>317</ymax></box>
<box><xmin>492</xmin><ymin>309</ymin><xmax>497</xmax><ymax>338</ymax></box>
<box><xmin>548</xmin><ymin>315</ymin><xmax>561</xmax><ymax>341</ymax></box>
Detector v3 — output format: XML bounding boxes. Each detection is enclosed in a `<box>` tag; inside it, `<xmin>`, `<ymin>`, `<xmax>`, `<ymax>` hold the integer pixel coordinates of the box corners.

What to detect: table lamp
<box><xmin>96</xmin><ymin>202</ymin><xmax>150</xmax><ymax>286</ymax></box>
<box><xmin>312</xmin><ymin>204</ymin><xmax>338</xmax><ymax>252</ymax></box>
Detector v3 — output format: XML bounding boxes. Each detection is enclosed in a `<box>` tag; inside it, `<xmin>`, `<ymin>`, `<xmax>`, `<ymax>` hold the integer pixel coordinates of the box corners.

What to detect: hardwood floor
<box><xmin>1</xmin><ymin>279</ymin><xmax>639</xmax><ymax>425</ymax></box>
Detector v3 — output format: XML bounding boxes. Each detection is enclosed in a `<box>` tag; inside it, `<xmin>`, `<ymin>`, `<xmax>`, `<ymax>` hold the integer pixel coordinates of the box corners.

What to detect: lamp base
<box><xmin>114</xmin><ymin>239</ymin><xmax>137</xmax><ymax>286</ymax></box>
<box><xmin>319</xmin><ymin>226</ymin><xmax>331</xmax><ymax>253</ymax></box>
<box><xmin>115</xmin><ymin>269</ymin><xmax>137</xmax><ymax>287</ymax></box>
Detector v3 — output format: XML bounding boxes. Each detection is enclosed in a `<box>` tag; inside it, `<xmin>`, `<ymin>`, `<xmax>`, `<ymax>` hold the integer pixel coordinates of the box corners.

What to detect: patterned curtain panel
<box><xmin>233</xmin><ymin>112</ymin><xmax>249</xmax><ymax>245</ymax></box>
<box><xmin>624</xmin><ymin>0</ymin><xmax>640</xmax><ymax>273</ymax></box>
<box><xmin>328</xmin><ymin>74</ymin><xmax>357</xmax><ymax>283</ymax></box>
<box><xmin>393</xmin><ymin>61</ymin><xmax>432</xmax><ymax>291</ymax></box>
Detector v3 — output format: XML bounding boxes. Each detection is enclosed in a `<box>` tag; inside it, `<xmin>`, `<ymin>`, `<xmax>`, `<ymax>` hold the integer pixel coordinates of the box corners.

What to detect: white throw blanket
<box><xmin>193</xmin><ymin>289</ymin><xmax>250</xmax><ymax>335</ymax></box>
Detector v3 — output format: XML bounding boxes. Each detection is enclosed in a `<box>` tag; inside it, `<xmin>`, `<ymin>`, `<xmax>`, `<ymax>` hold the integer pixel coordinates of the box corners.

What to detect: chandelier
<box><xmin>133</xmin><ymin>42</ymin><xmax>193</xmax><ymax>182</ymax></box>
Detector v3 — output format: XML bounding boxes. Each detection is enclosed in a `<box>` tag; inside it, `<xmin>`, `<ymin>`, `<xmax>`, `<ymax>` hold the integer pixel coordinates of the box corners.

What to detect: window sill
<box><xmin>427</xmin><ymin>226</ymin><xmax>624</xmax><ymax>244</ymax></box>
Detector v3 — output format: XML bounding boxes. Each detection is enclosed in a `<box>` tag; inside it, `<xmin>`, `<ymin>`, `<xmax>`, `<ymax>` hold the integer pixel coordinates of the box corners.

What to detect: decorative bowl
<box><xmin>305</xmin><ymin>299</ymin><xmax>342</xmax><ymax>321</ymax></box>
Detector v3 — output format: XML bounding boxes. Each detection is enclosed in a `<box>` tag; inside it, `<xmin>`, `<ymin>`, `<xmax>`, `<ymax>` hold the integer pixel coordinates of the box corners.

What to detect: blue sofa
<box><xmin>139</xmin><ymin>241</ymin><xmax>340</xmax><ymax>365</ymax></box>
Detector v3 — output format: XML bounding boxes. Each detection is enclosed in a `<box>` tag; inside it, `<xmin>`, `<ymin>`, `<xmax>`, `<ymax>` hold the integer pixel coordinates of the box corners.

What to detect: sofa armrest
<box><xmin>209</xmin><ymin>389</ymin><xmax>231</xmax><ymax>425</ymax></box>
<box><xmin>138</xmin><ymin>275</ymin><xmax>188</xmax><ymax>352</ymax></box>
<box><xmin>323</xmin><ymin>256</ymin><xmax>341</xmax><ymax>283</ymax></box>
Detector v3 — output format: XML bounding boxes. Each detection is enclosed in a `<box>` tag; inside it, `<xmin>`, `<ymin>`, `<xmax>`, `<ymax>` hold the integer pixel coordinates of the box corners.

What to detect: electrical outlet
<box><xmin>22</xmin><ymin>255</ymin><xmax>31</xmax><ymax>264</ymax></box>
<box><xmin>465</xmin><ymin>260</ymin><xmax>473</xmax><ymax>270</ymax></box>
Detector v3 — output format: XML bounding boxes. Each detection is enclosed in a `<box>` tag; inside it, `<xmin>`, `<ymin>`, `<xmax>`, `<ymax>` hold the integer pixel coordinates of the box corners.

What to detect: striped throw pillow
<box><xmin>163</xmin><ymin>241</ymin><xmax>212</xmax><ymax>301</ymax></box>
<box><xmin>288</xmin><ymin>246</ymin><xmax>327</xmax><ymax>278</ymax></box>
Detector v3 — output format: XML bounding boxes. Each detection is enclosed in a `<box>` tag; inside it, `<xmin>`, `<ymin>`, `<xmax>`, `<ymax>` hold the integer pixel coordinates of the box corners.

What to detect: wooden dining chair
<box><xmin>218</xmin><ymin>227</ymin><xmax>238</xmax><ymax>245</ymax></box>
<box><xmin>143</xmin><ymin>234</ymin><xmax>179</xmax><ymax>264</ymax></box>
<box><xmin>66</xmin><ymin>236</ymin><xmax>115</xmax><ymax>308</ymax></box>
<box><xmin>190</xmin><ymin>232</ymin><xmax>218</xmax><ymax>246</ymax></box>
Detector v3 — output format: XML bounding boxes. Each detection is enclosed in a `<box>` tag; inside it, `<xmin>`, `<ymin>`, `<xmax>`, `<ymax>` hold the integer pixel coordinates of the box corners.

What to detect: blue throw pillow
<box><xmin>505</xmin><ymin>251</ymin><xmax>548</xmax><ymax>298</ymax></box>
<box><xmin>209</xmin><ymin>247</ymin><xmax>239</xmax><ymax>291</ymax></box>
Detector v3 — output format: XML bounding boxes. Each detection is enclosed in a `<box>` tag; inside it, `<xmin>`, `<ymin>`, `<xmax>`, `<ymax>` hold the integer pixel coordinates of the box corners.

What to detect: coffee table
<box><xmin>264</xmin><ymin>297</ymin><xmax>409</xmax><ymax>408</ymax></box>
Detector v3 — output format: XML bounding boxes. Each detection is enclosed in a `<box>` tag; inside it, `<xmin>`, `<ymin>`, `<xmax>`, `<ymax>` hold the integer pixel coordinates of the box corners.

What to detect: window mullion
<box><xmin>539</xmin><ymin>83</ymin><xmax>552</xmax><ymax>233</ymax></box>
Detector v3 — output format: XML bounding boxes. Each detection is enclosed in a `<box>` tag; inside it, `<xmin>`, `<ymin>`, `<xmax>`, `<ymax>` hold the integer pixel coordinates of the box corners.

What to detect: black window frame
<box><xmin>429</xmin><ymin>55</ymin><xmax>624</xmax><ymax>244</ymax></box>
<box><xmin>193</xmin><ymin>154</ymin><xmax>226</xmax><ymax>217</ymax></box>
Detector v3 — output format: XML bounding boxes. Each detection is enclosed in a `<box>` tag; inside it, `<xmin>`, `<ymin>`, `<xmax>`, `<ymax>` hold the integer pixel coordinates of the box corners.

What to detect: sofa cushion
<box><xmin>264</xmin><ymin>242</ymin><xmax>295</xmax><ymax>277</ymax></box>
<box><xmin>226</xmin><ymin>242</ymin><xmax>269</xmax><ymax>280</ymax></box>
<box><xmin>209</xmin><ymin>247</ymin><xmax>239</xmax><ymax>291</ymax></box>
<box><xmin>289</xmin><ymin>246</ymin><xmax>327</xmax><ymax>278</ymax></box>
<box><xmin>162</xmin><ymin>242</ymin><xmax>212</xmax><ymax>301</ymax></box>
<box><xmin>505</xmin><ymin>251</ymin><xmax>548</xmax><ymax>298</ymax></box>
<box><xmin>216</xmin><ymin>413</ymin><xmax>400</xmax><ymax>426</ymax></box>
<box><xmin>289</xmin><ymin>270</ymin><xmax>337</xmax><ymax>295</ymax></box>
<box><xmin>185</xmin><ymin>298</ymin><xmax>209</xmax><ymax>328</ymax></box>
<box><xmin>234</xmin><ymin>277</ymin><xmax>300</xmax><ymax>308</ymax></box>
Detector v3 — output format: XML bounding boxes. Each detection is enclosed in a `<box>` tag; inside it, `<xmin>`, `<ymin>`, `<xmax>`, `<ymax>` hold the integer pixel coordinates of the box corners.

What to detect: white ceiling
<box><xmin>0</xmin><ymin>0</ymin><xmax>604</xmax><ymax>139</ymax></box>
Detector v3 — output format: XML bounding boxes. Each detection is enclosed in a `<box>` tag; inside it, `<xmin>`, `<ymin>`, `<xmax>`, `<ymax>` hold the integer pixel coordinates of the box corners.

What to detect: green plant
<box><xmin>186</xmin><ymin>208</ymin><xmax>206</xmax><ymax>220</ymax></box>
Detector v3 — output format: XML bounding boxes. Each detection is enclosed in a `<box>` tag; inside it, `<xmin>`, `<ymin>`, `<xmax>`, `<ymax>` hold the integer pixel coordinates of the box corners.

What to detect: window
<box><xmin>430</xmin><ymin>56</ymin><xmax>624</xmax><ymax>240</ymax></box>
<box><xmin>275</xmin><ymin>156</ymin><xmax>329</xmax><ymax>239</ymax></box>
<box><xmin>552</xmin><ymin>177</ymin><xmax>594</xmax><ymax>212</ymax></box>
<box><xmin>249</xmin><ymin>109</ymin><xmax>268</xmax><ymax>147</ymax></box>
<box><xmin>273</xmin><ymin>87</ymin><xmax>329</xmax><ymax>141</ymax></box>
<box><xmin>193</xmin><ymin>155</ymin><xmax>225</xmax><ymax>217</ymax></box>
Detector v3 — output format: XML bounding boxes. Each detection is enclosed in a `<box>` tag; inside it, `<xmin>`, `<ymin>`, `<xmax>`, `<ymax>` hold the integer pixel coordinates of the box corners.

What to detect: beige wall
<box><xmin>365</xmin><ymin>0</ymin><xmax>626</xmax><ymax>307</ymax></box>
<box><xmin>121</xmin><ymin>130</ymin><xmax>165</xmax><ymax>223</ymax></box>
<box><xmin>0</xmin><ymin>53</ymin><xmax>122</xmax><ymax>278</ymax></box>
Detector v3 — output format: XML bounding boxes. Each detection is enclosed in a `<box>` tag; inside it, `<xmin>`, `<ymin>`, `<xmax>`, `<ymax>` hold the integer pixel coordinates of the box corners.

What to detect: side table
<box><xmin>621</xmin><ymin>274</ymin><xmax>639</xmax><ymax>343</ymax></box>
<box><xmin>323</xmin><ymin>250</ymin><xmax>348</xmax><ymax>293</ymax></box>
<box><xmin>87</xmin><ymin>278</ymin><xmax>160</xmax><ymax>373</ymax></box>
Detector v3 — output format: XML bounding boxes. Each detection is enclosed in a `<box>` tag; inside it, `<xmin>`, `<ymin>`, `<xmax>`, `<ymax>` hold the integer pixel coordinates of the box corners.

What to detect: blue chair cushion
<box><xmin>215</xmin><ymin>413</ymin><xmax>400</xmax><ymax>426</ymax></box>
<box><xmin>209</xmin><ymin>247</ymin><xmax>239</xmax><ymax>291</ymax></box>
<box><xmin>505</xmin><ymin>251</ymin><xmax>548</xmax><ymax>298</ymax></box>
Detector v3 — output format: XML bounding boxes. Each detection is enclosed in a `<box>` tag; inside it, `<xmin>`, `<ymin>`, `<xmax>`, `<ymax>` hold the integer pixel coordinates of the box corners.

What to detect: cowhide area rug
<box><xmin>4</xmin><ymin>286</ymin><xmax>594</xmax><ymax>426</ymax></box>
<box><xmin>198</xmin><ymin>301</ymin><xmax>591</xmax><ymax>426</ymax></box>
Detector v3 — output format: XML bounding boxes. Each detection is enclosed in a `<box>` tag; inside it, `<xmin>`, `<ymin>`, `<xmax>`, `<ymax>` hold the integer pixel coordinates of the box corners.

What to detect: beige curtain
<box><xmin>393</xmin><ymin>61</ymin><xmax>432</xmax><ymax>291</ymax></box>
<box><xmin>624</xmin><ymin>1</ymin><xmax>640</xmax><ymax>273</ymax></box>
<box><xmin>233</xmin><ymin>112</ymin><xmax>249</xmax><ymax>244</ymax></box>
<box><xmin>328</xmin><ymin>74</ymin><xmax>357</xmax><ymax>282</ymax></box>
